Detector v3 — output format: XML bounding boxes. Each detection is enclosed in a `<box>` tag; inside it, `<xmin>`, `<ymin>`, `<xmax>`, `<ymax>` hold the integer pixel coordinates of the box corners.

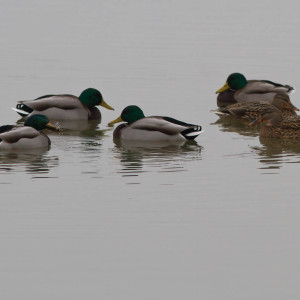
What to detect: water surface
<box><xmin>1</xmin><ymin>0</ymin><xmax>300</xmax><ymax>299</ymax></box>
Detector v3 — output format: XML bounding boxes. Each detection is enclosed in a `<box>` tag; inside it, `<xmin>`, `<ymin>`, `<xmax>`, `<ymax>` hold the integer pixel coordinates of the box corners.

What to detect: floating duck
<box><xmin>216</xmin><ymin>73</ymin><xmax>294</xmax><ymax>107</ymax></box>
<box><xmin>108</xmin><ymin>105</ymin><xmax>204</xmax><ymax>142</ymax></box>
<box><xmin>250</xmin><ymin>106</ymin><xmax>300</xmax><ymax>139</ymax></box>
<box><xmin>213</xmin><ymin>92</ymin><xmax>298</xmax><ymax>122</ymax></box>
<box><xmin>0</xmin><ymin>114</ymin><xmax>57</xmax><ymax>150</ymax></box>
<box><xmin>13</xmin><ymin>88</ymin><xmax>114</xmax><ymax>120</ymax></box>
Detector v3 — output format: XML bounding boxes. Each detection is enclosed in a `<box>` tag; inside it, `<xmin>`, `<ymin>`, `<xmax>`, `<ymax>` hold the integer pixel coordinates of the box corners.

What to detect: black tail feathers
<box><xmin>181</xmin><ymin>125</ymin><xmax>203</xmax><ymax>140</ymax></box>
<box><xmin>15</xmin><ymin>104</ymin><xmax>33</xmax><ymax>117</ymax></box>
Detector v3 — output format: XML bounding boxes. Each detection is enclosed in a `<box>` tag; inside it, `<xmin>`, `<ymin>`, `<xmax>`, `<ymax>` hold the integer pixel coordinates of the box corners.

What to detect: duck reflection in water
<box><xmin>211</xmin><ymin>118</ymin><xmax>259</xmax><ymax>138</ymax></box>
<box><xmin>0</xmin><ymin>148</ymin><xmax>59</xmax><ymax>175</ymax></box>
<box><xmin>251</xmin><ymin>137</ymin><xmax>300</xmax><ymax>172</ymax></box>
<box><xmin>17</xmin><ymin>117</ymin><xmax>103</xmax><ymax>137</ymax></box>
<box><xmin>113</xmin><ymin>140</ymin><xmax>203</xmax><ymax>176</ymax></box>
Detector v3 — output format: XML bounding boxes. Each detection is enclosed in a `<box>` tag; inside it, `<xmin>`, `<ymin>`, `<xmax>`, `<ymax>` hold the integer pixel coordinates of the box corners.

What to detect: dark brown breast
<box><xmin>113</xmin><ymin>123</ymin><xmax>127</xmax><ymax>139</ymax></box>
<box><xmin>88</xmin><ymin>107</ymin><xmax>101</xmax><ymax>120</ymax></box>
<box><xmin>217</xmin><ymin>90</ymin><xmax>237</xmax><ymax>107</ymax></box>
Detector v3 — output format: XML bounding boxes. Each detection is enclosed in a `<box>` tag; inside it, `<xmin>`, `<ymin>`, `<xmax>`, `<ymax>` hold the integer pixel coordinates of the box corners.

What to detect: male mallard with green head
<box><xmin>13</xmin><ymin>88</ymin><xmax>114</xmax><ymax>120</ymax></box>
<box><xmin>108</xmin><ymin>105</ymin><xmax>204</xmax><ymax>141</ymax></box>
<box><xmin>216</xmin><ymin>73</ymin><xmax>295</xmax><ymax>107</ymax></box>
<box><xmin>0</xmin><ymin>114</ymin><xmax>57</xmax><ymax>150</ymax></box>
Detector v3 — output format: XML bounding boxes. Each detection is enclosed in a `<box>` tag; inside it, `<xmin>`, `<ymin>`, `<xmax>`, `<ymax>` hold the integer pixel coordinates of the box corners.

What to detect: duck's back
<box><xmin>235</xmin><ymin>82</ymin><xmax>290</xmax><ymax>103</ymax></box>
<box><xmin>0</xmin><ymin>127</ymin><xmax>50</xmax><ymax>149</ymax></box>
<box><xmin>248</xmin><ymin>80</ymin><xmax>294</xmax><ymax>93</ymax></box>
<box><xmin>20</xmin><ymin>95</ymin><xmax>91</xmax><ymax>120</ymax></box>
<box><xmin>117</xmin><ymin>118</ymin><xmax>186</xmax><ymax>142</ymax></box>
<box><xmin>22</xmin><ymin>95</ymin><xmax>81</xmax><ymax>109</ymax></box>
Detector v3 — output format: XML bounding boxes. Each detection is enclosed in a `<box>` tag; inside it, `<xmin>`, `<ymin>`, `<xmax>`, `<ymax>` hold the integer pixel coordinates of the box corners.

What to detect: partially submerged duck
<box><xmin>13</xmin><ymin>88</ymin><xmax>114</xmax><ymax>120</ymax></box>
<box><xmin>250</xmin><ymin>106</ymin><xmax>300</xmax><ymax>139</ymax></box>
<box><xmin>108</xmin><ymin>105</ymin><xmax>204</xmax><ymax>142</ymax></box>
<box><xmin>216</xmin><ymin>73</ymin><xmax>294</xmax><ymax>107</ymax></box>
<box><xmin>0</xmin><ymin>114</ymin><xmax>57</xmax><ymax>150</ymax></box>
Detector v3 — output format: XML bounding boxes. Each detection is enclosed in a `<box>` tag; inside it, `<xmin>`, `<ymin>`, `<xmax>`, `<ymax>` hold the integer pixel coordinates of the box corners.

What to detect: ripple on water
<box><xmin>251</xmin><ymin>137</ymin><xmax>300</xmax><ymax>173</ymax></box>
<box><xmin>0</xmin><ymin>148</ymin><xmax>59</xmax><ymax>177</ymax></box>
<box><xmin>112</xmin><ymin>140</ymin><xmax>203</xmax><ymax>177</ymax></box>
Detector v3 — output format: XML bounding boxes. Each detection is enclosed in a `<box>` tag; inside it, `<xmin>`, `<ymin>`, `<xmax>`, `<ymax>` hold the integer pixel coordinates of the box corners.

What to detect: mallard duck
<box><xmin>216</xmin><ymin>73</ymin><xmax>295</xmax><ymax>107</ymax></box>
<box><xmin>0</xmin><ymin>114</ymin><xmax>57</xmax><ymax>150</ymax></box>
<box><xmin>108</xmin><ymin>105</ymin><xmax>204</xmax><ymax>141</ymax></box>
<box><xmin>213</xmin><ymin>92</ymin><xmax>298</xmax><ymax>122</ymax></box>
<box><xmin>12</xmin><ymin>88</ymin><xmax>114</xmax><ymax>120</ymax></box>
<box><xmin>250</xmin><ymin>106</ymin><xmax>300</xmax><ymax>139</ymax></box>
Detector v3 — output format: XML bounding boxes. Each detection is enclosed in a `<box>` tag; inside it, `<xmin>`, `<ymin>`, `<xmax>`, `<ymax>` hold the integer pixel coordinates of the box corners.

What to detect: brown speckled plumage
<box><xmin>214</xmin><ymin>93</ymin><xmax>298</xmax><ymax>123</ymax></box>
<box><xmin>252</xmin><ymin>107</ymin><xmax>300</xmax><ymax>139</ymax></box>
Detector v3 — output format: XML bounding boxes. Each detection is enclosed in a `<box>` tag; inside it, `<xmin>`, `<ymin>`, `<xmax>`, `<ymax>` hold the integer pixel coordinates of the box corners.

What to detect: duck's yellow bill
<box><xmin>108</xmin><ymin>116</ymin><xmax>123</xmax><ymax>125</ymax></box>
<box><xmin>46</xmin><ymin>122</ymin><xmax>58</xmax><ymax>131</ymax></box>
<box><xmin>100</xmin><ymin>99</ymin><xmax>114</xmax><ymax>110</ymax></box>
<box><xmin>216</xmin><ymin>82</ymin><xmax>230</xmax><ymax>94</ymax></box>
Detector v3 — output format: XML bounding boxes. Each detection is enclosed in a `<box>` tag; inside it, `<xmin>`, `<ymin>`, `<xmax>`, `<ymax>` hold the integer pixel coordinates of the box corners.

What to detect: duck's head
<box><xmin>216</xmin><ymin>73</ymin><xmax>247</xmax><ymax>93</ymax></box>
<box><xmin>108</xmin><ymin>105</ymin><xmax>145</xmax><ymax>125</ymax></box>
<box><xmin>79</xmin><ymin>88</ymin><xmax>114</xmax><ymax>110</ymax></box>
<box><xmin>249</xmin><ymin>107</ymin><xmax>283</xmax><ymax>127</ymax></box>
<box><xmin>24</xmin><ymin>114</ymin><xmax>57</xmax><ymax>131</ymax></box>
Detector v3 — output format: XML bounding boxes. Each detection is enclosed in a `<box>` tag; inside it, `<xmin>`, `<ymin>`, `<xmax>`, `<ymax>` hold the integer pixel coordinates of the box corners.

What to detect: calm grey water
<box><xmin>1</xmin><ymin>0</ymin><xmax>300</xmax><ymax>299</ymax></box>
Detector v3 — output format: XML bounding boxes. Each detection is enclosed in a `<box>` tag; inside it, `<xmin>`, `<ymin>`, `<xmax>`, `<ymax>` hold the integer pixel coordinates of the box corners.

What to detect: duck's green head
<box><xmin>216</xmin><ymin>73</ymin><xmax>247</xmax><ymax>93</ymax></box>
<box><xmin>79</xmin><ymin>88</ymin><xmax>114</xmax><ymax>110</ymax></box>
<box><xmin>24</xmin><ymin>114</ymin><xmax>57</xmax><ymax>131</ymax></box>
<box><xmin>108</xmin><ymin>105</ymin><xmax>145</xmax><ymax>125</ymax></box>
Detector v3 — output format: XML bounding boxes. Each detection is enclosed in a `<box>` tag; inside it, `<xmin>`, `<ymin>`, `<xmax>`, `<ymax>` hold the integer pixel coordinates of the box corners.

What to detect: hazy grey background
<box><xmin>1</xmin><ymin>0</ymin><xmax>300</xmax><ymax>299</ymax></box>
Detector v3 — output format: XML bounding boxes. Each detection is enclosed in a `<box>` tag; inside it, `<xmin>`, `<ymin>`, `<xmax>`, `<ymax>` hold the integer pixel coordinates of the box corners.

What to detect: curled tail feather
<box><xmin>12</xmin><ymin>103</ymin><xmax>33</xmax><ymax>117</ymax></box>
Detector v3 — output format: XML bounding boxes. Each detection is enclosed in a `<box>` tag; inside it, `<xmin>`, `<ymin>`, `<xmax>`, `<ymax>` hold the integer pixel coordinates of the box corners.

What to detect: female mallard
<box><xmin>108</xmin><ymin>105</ymin><xmax>204</xmax><ymax>141</ymax></box>
<box><xmin>0</xmin><ymin>114</ymin><xmax>57</xmax><ymax>150</ymax></box>
<box><xmin>250</xmin><ymin>106</ymin><xmax>300</xmax><ymax>139</ymax></box>
<box><xmin>216</xmin><ymin>73</ymin><xmax>295</xmax><ymax>107</ymax></box>
<box><xmin>213</xmin><ymin>92</ymin><xmax>298</xmax><ymax>122</ymax></box>
<box><xmin>13</xmin><ymin>88</ymin><xmax>114</xmax><ymax>120</ymax></box>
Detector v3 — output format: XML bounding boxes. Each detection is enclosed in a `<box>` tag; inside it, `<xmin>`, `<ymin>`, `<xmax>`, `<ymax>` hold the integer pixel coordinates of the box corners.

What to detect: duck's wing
<box><xmin>13</xmin><ymin>95</ymin><xmax>83</xmax><ymax>116</ymax></box>
<box><xmin>132</xmin><ymin>117</ymin><xmax>203</xmax><ymax>139</ymax></box>
<box><xmin>0</xmin><ymin>127</ymin><xmax>39</xmax><ymax>143</ymax></box>
<box><xmin>216</xmin><ymin>102</ymin><xmax>271</xmax><ymax>118</ymax></box>
<box><xmin>34</xmin><ymin>94</ymin><xmax>57</xmax><ymax>100</ymax></box>
<box><xmin>248</xmin><ymin>80</ymin><xmax>294</xmax><ymax>93</ymax></box>
<box><xmin>281</xmin><ymin>118</ymin><xmax>300</xmax><ymax>130</ymax></box>
<box><xmin>235</xmin><ymin>82</ymin><xmax>291</xmax><ymax>103</ymax></box>
<box><xmin>18</xmin><ymin>95</ymin><xmax>82</xmax><ymax>110</ymax></box>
